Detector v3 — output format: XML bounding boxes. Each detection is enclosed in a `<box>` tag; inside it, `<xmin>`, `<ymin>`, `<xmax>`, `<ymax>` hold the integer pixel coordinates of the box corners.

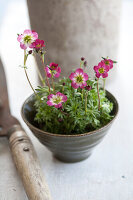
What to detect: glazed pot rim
<box><xmin>21</xmin><ymin>90</ymin><xmax>119</xmax><ymax>138</ymax></box>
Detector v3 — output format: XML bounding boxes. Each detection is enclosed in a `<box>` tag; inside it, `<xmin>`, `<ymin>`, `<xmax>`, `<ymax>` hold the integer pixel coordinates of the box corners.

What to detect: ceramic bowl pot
<box><xmin>21</xmin><ymin>91</ymin><xmax>118</xmax><ymax>163</ymax></box>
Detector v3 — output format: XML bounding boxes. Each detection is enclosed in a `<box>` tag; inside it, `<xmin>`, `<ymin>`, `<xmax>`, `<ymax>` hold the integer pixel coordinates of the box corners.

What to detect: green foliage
<box><xmin>34</xmin><ymin>78</ymin><xmax>114</xmax><ymax>135</ymax></box>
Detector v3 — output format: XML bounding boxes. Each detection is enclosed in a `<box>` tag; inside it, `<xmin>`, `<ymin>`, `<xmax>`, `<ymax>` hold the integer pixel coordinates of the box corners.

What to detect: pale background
<box><xmin>0</xmin><ymin>0</ymin><xmax>133</xmax><ymax>199</ymax></box>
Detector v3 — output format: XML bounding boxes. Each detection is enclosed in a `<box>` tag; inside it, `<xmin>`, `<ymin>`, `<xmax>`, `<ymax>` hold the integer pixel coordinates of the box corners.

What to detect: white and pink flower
<box><xmin>69</xmin><ymin>68</ymin><xmax>88</xmax><ymax>89</ymax></box>
<box><xmin>17</xmin><ymin>29</ymin><xmax>38</xmax><ymax>49</ymax></box>
<box><xmin>47</xmin><ymin>92</ymin><xmax>67</xmax><ymax>108</ymax></box>
<box><xmin>45</xmin><ymin>66</ymin><xmax>61</xmax><ymax>78</ymax></box>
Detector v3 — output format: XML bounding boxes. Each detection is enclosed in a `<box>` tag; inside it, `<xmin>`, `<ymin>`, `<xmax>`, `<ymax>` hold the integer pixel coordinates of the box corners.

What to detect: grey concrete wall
<box><xmin>27</xmin><ymin>0</ymin><xmax>121</xmax><ymax>80</ymax></box>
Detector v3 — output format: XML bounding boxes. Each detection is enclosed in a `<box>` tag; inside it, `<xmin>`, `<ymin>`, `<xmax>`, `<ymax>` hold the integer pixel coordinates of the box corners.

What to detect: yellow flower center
<box><xmin>36</xmin><ymin>44</ymin><xmax>41</xmax><ymax>48</ymax></box>
<box><xmin>24</xmin><ymin>35</ymin><xmax>32</xmax><ymax>44</ymax></box>
<box><xmin>105</xmin><ymin>60</ymin><xmax>109</xmax><ymax>65</ymax></box>
<box><xmin>53</xmin><ymin>96</ymin><xmax>62</xmax><ymax>104</ymax></box>
<box><xmin>98</xmin><ymin>67</ymin><xmax>104</xmax><ymax>74</ymax></box>
<box><xmin>76</xmin><ymin>75</ymin><xmax>83</xmax><ymax>83</ymax></box>
<box><xmin>51</xmin><ymin>66</ymin><xmax>56</xmax><ymax>69</ymax></box>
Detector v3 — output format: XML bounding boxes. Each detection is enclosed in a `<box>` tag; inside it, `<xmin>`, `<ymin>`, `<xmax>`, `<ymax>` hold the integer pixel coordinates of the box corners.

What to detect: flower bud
<box><xmin>85</xmin><ymin>85</ymin><xmax>92</xmax><ymax>91</ymax></box>
<box><xmin>81</xmin><ymin>57</ymin><xmax>85</xmax><ymax>61</ymax></box>
<box><xmin>84</xmin><ymin>61</ymin><xmax>87</xmax><ymax>66</ymax></box>
<box><xmin>58</xmin><ymin>118</ymin><xmax>63</xmax><ymax>122</ymax></box>
<box><xmin>28</xmin><ymin>50</ymin><xmax>32</xmax><ymax>54</ymax></box>
<box><xmin>62</xmin><ymin>82</ymin><xmax>65</xmax><ymax>86</ymax></box>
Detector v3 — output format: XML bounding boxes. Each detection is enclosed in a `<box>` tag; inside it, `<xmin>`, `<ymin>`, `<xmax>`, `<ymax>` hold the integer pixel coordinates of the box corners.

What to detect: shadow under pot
<box><xmin>21</xmin><ymin>90</ymin><xmax>118</xmax><ymax>163</ymax></box>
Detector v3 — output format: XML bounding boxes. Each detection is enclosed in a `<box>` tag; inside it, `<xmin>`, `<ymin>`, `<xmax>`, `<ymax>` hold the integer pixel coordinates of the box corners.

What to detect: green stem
<box><xmin>24</xmin><ymin>50</ymin><xmax>37</xmax><ymax>96</ymax></box>
<box><xmin>40</xmin><ymin>55</ymin><xmax>51</xmax><ymax>93</ymax></box>
<box><xmin>62</xmin><ymin>86</ymin><xmax>64</xmax><ymax>92</ymax></box>
<box><xmin>85</xmin><ymin>92</ymin><xmax>88</xmax><ymax>115</ymax></box>
<box><xmin>81</xmin><ymin>89</ymin><xmax>84</xmax><ymax>104</ymax></box>
<box><xmin>34</xmin><ymin>54</ymin><xmax>45</xmax><ymax>86</ymax></box>
<box><xmin>80</xmin><ymin>61</ymin><xmax>83</xmax><ymax>68</ymax></box>
<box><xmin>51</xmin><ymin>74</ymin><xmax>55</xmax><ymax>93</ymax></box>
<box><xmin>97</xmin><ymin>79</ymin><xmax>100</xmax><ymax>111</ymax></box>
<box><xmin>103</xmin><ymin>78</ymin><xmax>106</xmax><ymax>92</ymax></box>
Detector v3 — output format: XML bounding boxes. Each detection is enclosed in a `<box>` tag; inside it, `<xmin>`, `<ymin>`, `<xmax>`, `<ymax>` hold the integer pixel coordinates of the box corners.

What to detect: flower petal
<box><xmin>56</xmin><ymin>67</ymin><xmax>61</xmax><ymax>73</ymax></box>
<box><xmin>96</xmin><ymin>72</ymin><xmax>101</xmax><ymax>78</ymax></box>
<box><xmin>47</xmin><ymin>94</ymin><xmax>54</xmax><ymax>100</ymax></box>
<box><xmin>45</xmin><ymin>67</ymin><xmax>52</xmax><ymax>78</ymax></box>
<box><xmin>29</xmin><ymin>43</ymin><xmax>35</xmax><ymax>48</ymax></box>
<box><xmin>62</xmin><ymin>94</ymin><xmax>67</xmax><ymax>102</ymax></box>
<box><xmin>32</xmin><ymin>32</ymin><xmax>38</xmax><ymax>40</ymax></box>
<box><xmin>103</xmin><ymin>65</ymin><xmax>110</xmax><ymax>72</ymax></box>
<box><xmin>75</xmin><ymin>68</ymin><xmax>83</xmax><ymax>74</ymax></box>
<box><xmin>69</xmin><ymin>72</ymin><xmax>75</xmax><ymax>80</ymax></box>
<box><xmin>71</xmin><ymin>82</ymin><xmax>79</xmax><ymax>89</ymax></box>
<box><xmin>20</xmin><ymin>43</ymin><xmax>27</xmax><ymax>49</ymax></box>
<box><xmin>47</xmin><ymin>100</ymin><xmax>54</xmax><ymax>106</ymax></box>
<box><xmin>54</xmin><ymin>72</ymin><xmax>60</xmax><ymax>78</ymax></box>
<box><xmin>17</xmin><ymin>35</ymin><xmax>23</xmax><ymax>42</ymax></box>
<box><xmin>83</xmin><ymin>73</ymin><xmax>89</xmax><ymax>81</ymax></box>
<box><xmin>23</xmin><ymin>29</ymin><xmax>32</xmax><ymax>35</ymax></box>
<box><xmin>80</xmin><ymin>82</ymin><xmax>87</xmax><ymax>88</ymax></box>
<box><xmin>102</xmin><ymin>72</ymin><xmax>108</xmax><ymax>78</ymax></box>
<box><xmin>109</xmin><ymin>64</ymin><xmax>113</xmax><ymax>69</ymax></box>
<box><xmin>56</xmin><ymin>92</ymin><xmax>62</xmax><ymax>96</ymax></box>
<box><xmin>55</xmin><ymin>103</ymin><xmax>62</xmax><ymax>108</ymax></box>
<box><xmin>94</xmin><ymin>66</ymin><xmax>99</xmax><ymax>72</ymax></box>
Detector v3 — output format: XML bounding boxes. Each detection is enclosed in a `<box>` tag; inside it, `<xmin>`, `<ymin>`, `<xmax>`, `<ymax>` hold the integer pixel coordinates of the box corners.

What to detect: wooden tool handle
<box><xmin>8</xmin><ymin>125</ymin><xmax>52</xmax><ymax>200</ymax></box>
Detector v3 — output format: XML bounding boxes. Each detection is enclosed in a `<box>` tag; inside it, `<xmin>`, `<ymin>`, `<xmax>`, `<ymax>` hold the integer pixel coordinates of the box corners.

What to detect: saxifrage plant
<box><xmin>17</xmin><ymin>29</ymin><xmax>117</xmax><ymax>135</ymax></box>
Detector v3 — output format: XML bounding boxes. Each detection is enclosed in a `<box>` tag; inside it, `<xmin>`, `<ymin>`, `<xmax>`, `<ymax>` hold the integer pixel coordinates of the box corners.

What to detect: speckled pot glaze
<box><xmin>21</xmin><ymin>91</ymin><xmax>118</xmax><ymax>163</ymax></box>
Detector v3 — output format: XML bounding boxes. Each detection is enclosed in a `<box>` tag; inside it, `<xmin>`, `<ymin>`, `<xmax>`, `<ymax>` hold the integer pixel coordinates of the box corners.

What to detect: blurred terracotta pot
<box><xmin>27</xmin><ymin>0</ymin><xmax>121</xmax><ymax>80</ymax></box>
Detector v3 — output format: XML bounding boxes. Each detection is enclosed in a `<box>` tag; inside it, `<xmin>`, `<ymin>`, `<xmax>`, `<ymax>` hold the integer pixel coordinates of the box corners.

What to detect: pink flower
<box><xmin>101</xmin><ymin>59</ymin><xmax>113</xmax><ymax>69</ymax></box>
<box><xmin>47</xmin><ymin>92</ymin><xmax>67</xmax><ymax>108</ymax></box>
<box><xmin>45</xmin><ymin>67</ymin><xmax>52</xmax><ymax>78</ymax></box>
<box><xmin>49</xmin><ymin>63</ymin><xmax>58</xmax><ymax>70</ymax></box>
<box><xmin>30</xmin><ymin>39</ymin><xmax>45</xmax><ymax>50</ymax></box>
<box><xmin>45</xmin><ymin>66</ymin><xmax>61</xmax><ymax>78</ymax></box>
<box><xmin>54</xmin><ymin>66</ymin><xmax>61</xmax><ymax>78</ymax></box>
<box><xmin>69</xmin><ymin>68</ymin><xmax>88</xmax><ymax>89</ymax></box>
<box><xmin>94</xmin><ymin>62</ymin><xmax>109</xmax><ymax>78</ymax></box>
<box><xmin>17</xmin><ymin>29</ymin><xmax>38</xmax><ymax>49</ymax></box>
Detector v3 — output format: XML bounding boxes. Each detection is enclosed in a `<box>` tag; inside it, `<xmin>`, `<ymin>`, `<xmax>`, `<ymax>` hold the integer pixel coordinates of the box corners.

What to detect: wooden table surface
<box><xmin>0</xmin><ymin>0</ymin><xmax>133</xmax><ymax>199</ymax></box>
